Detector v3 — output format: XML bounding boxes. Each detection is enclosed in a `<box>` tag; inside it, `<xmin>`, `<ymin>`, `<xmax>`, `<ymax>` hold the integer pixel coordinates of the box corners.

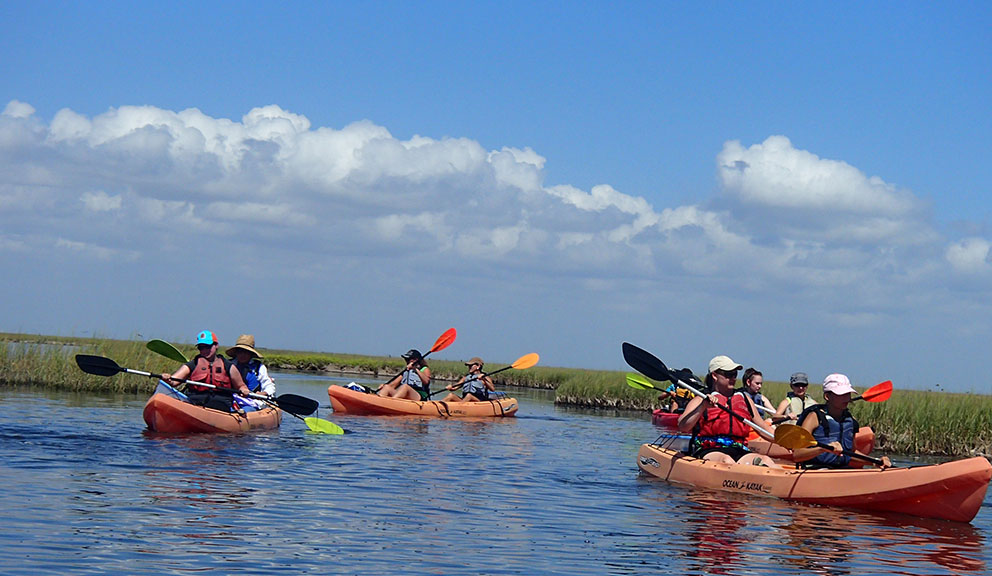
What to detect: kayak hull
<box><xmin>328</xmin><ymin>384</ymin><xmax>518</xmax><ymax>417</ymax></box>
<box><xmin>143</xmin><ymin>392</ymin><xmax>281</xmax><ymax>433</ymax></box>
<box><xmin>637</xmin><ymin>443</ymin><xmax>992</xmax><ymax>523</ymax></box>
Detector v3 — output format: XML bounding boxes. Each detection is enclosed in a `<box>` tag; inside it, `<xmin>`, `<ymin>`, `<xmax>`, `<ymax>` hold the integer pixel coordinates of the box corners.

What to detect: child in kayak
<box><xmin>678</xmin><ymin>355</ymin><xmax>775</xmax><ymax>465</ymax></box>
<box><xmin>440</xmin><ymin>357</ymin><xmax>495</xmax><ymax>402</ymax></box>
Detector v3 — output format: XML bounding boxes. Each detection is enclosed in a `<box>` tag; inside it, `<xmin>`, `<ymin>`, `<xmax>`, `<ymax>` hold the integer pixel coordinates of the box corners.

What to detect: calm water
<box><xmin>1</xmin><ymin>371</ymin><xmax>990</xmax><ymax>575</ymax></box>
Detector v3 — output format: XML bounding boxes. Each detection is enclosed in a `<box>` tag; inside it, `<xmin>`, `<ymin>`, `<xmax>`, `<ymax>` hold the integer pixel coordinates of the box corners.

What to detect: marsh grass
<box><xmin>3</xmin><ymin>333</ymin><xmax>991</xmax><ymax>457</ymax></box>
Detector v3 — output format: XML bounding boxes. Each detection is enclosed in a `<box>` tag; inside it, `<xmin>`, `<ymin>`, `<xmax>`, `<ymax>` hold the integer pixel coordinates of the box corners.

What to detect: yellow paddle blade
<box><xmin>305</xmin><ymin>417</ymin><xmax>344</xmax><ymax>435</ymax></box>
<box><xmin>774</xmin><ymin>423</ymin><xmax>817</xmax><ymax>450</ymax></box>
<box><xmin>510</xmin><ymin>353</ymin><xmax>540</xmax><ymax>370</ymax></box>
<box><xmin>625</xmin><ymin>373</ymin><xmax>656</xmax><ymax>390</ymax></box>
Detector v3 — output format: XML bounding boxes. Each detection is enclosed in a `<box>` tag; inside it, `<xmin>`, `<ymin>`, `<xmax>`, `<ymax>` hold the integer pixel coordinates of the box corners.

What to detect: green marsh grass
<box><xmin>3</xmin><ymin>333</ymin><xmax>990</xmax><ymax>457</ymax></box>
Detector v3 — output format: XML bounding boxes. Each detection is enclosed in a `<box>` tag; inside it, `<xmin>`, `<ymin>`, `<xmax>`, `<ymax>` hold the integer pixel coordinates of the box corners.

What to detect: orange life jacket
<box><xmin>188</xmin><ymin>356</ymin><xmax>233</xmax><ymax>393</ymax></box>
<box><xmin>695</xmin><ymin>393</ymin><xmax>751</xmax><ymax>440</ymax></box>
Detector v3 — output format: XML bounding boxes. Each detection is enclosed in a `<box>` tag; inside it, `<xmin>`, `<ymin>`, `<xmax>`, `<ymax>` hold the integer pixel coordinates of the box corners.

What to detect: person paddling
<box><xmin>792</xmin><ymin>374</ymin><xmax>891</xmax><ymax>469</ymax></box>
<box><xmin>678</xmin><ymin>355</ymin><xmax>775</xmax><ymax>465</ymax></box>
<box><xmin>775</xmin><ymin>372</ymin><xmax>818</xmax><ymax>422</ymax></box>
<box><xmin>227</xmin><ymin>334</ymin><xmax>276</xmax><ymax>397</ymax></box>
<box><xmin>161</xmin><ymin>330</ymin><xmax>251</xmax><ymax>411</ymax></box>
<box><xmin>377</xmin><ymin>348</ymin><xmax>432</xmax><ymax>401</ymax></box>
<box><xmin>440</xmin><ymin>357</ymin><xmax>495</xmax><ymax>402</ymax></box>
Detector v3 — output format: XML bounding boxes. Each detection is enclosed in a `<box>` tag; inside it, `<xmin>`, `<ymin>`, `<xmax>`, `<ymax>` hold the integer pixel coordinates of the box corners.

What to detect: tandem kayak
<box><xmin>651</xmin><ymin>409</ymin><xmax>681</xmax><ymax>428</ymax></box>
<box><xmin>637</xmin><ymin>443</ymin><xmax>992</xmax><ymax>523</ymax></box>
<box><xmin>142</xmin><ymin>382</ymin><xmax>282</xmax><ymax>434</ymax></box>
<box><xmin>327</xmin><ymin>384</ymin><xmax>518</xmax><ymax>417</ymax></box>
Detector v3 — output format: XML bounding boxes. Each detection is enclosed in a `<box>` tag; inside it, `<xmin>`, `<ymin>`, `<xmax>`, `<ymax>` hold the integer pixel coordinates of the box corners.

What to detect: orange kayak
<box><xmin>637</xmin><ymin>443</ymin><xmax>992</xmax><ymax>523</ymax></box>
<box><xmin>142</xmin><ymin>388</ymin><xmax>281</xmax><ymax>433</ymax></box>
<box><xmin>327</xmin><ymin>384</ymin><xmax>518</xmax><ymax>417</ymax></box>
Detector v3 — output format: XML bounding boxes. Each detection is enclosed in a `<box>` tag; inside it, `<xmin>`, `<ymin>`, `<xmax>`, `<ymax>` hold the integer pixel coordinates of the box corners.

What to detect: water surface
<box><xmin>0</xmin><ymin>372</ymin><xmax>988</xmax><ymax>575</ymax></box>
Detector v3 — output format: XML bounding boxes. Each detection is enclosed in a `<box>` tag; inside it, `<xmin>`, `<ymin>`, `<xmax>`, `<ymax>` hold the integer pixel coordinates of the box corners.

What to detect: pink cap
<box><xmin>823</xmin><ymin>373</ymin><xmax>855</xmax><ymax>395</ymax></box>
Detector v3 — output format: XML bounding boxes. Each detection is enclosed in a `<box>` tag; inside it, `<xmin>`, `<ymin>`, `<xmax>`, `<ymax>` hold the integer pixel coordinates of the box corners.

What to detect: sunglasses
<box><xmin>791</xmin><ymin>383</ymin><xmax>808</xmax><ymax>388</ymax></box>
<box><xmin>716</xmin><ymin>370</ymin><xmax>738</xmax><ymax>379</ymax></box>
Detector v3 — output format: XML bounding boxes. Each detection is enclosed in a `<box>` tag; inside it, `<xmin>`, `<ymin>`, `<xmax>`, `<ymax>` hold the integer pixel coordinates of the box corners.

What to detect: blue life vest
<box><xmin>233</xmin><ymin>358</ymin><xmax>263</xmax><ymax>392</ymax></box>
<box><xmin>800</xmin><ymin>405</ymin><xmax>859</xmax><ymax>468</ymax></box>
<box><xmin>402</xmin><ymin>367</ymin><xmax>428</xmax><ymax>396</ymax></box>
<box><xmin>462</xmin><ymin>374</ymin><xmax>488</xmax><ymax>399</ymax></box>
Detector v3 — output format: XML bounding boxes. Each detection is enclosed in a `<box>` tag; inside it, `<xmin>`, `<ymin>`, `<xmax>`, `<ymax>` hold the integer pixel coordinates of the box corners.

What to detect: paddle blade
<box><xmin>75</xmin><ymin>354</ymin><xmax>124</xmax><ymax>377</ymax></box>
<box><xmin>859</xmin><ymin>380</ymin><xmax>892</xmax><ymax>403</ymax></box>
<box><xmin>273</xmin><ymin>393</ymin><xmax>320</xmax><ymax>416</ymax></box>
<box><xmin>621</xmin><ymin>342</ymin><xmax>671</xmax><ymax>382</ymax></box>
<box><xmin>510</xmin><ymin>353</ymin><xmax>540</xmax><ymax>370</ymax></box>
<box><xmin>625</xmin><ymin>372</ymin><xmax>656</xmax><ymax>390</ymax></box>
<box><xmin>146</xmin><ymin>339</ymin><xmax>189</xmax><ymax>363</ymax></box>
<box><xmin>304</xmin><ymin>417</ymin><xmax>344</xmax><ymax>435</ymax></box>
<box><xmin>429</xmin><ymin>328</ymin><xmax>457</xmax><ymax>354</ymax></box>
<box><xmin>773</xmin><ymin>424</ymin><xmax>818</xmax><ymax>451</ymax></box>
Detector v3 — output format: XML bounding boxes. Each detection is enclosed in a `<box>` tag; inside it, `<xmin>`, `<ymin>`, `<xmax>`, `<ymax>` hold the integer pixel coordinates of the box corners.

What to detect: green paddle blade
<box><xmin>625</xmin><ymin>372</ymin><xmax>656</xmax><ymax>390</ymax></box>
<box><xmin>146</xmin><ymin>339</ymin><xmax>189</xmax><ymax>363</ymax></box>
<box><xmin>305</xmin><ymin>417</ymin><xmax>344</xmax><ymax>435</ymax></box>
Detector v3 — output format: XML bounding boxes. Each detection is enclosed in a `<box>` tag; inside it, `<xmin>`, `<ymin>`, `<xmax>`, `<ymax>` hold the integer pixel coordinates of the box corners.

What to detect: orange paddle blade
<box><xmin>859</xmin><ymin>380</ymin><xmax>892</xmax><ymax>402</ymax></box>
<box><xmin>510</xmin><ymin>353</ymin><xmax>539</xmax><ymax>370</ymax></box>
<box><xmin>430</xmin><ymin>328</ymin><xmax>457</xmax><ymax>354</ymax></box>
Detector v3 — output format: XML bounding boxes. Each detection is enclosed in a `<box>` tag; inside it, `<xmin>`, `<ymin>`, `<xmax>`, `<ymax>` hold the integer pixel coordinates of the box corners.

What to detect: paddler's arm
<box><xmin>678</xmin><ymin>395</ymin><xmax>713</xmax><ymax>433</ymax></box>
<box><xmin>228</xmin><ymin>363</ymin><xmax>251</xmax><ymax>395</ymax></box>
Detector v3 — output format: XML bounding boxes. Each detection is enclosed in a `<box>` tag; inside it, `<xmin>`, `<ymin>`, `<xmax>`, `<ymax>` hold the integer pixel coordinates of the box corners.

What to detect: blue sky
<box><xmin>2</xmin><ymin>2</ymin><xmax>991</xmax><ymax>393</ymax></box>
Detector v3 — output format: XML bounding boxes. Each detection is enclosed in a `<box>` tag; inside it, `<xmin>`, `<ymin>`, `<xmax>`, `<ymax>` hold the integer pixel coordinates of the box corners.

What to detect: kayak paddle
<box><xmin>146</xmin><ymin>339</ymin><xmax>189</xmax><ymax>363</ymax></box>
<box><xmin>75</xmin><ymin>354</ymin><xmax>322</xmax><ymax>419</ymax></box>
<box><xmin>428</xmin><ymin>352</ymin><xmax>539</xmax><ymax>398</ymax></box>
<box><xmin>853</xmin><ymin>380</ymin><xmax>892</xmax><ymax>403</ymax></box>
<box><xmin>774</xmin><ymin>423</ymin><xmax>886</xmax><ymax>467</ymax></box>
<box><xmin>621</xmin><ymin>342</ymin><xmax>775</xmax><ymax>441</ymax></box>
<box><xmin>143</xmin><ymin>340</ymin><xmax>342</xmax><ymax>433</ymax></box>
<box><xmin>374</xmin><ymin>327</ymin><xmax>457</xmax><ymax>393</ymax></box>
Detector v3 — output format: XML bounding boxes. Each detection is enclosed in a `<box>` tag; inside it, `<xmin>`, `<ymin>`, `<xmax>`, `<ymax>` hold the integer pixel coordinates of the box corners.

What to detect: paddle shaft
<box><xmin>621</xmin><ymin>343</ymin><xmax>774</xmax><ymax>442</ymax></box>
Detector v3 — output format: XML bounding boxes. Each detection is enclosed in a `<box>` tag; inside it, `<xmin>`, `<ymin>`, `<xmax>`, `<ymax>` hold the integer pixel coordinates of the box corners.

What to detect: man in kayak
<box><xmin>377</xmin><ymin>348</ymin><xmax>432</xmax><ymax>400</ymax></box>
<box><xmin>775</xmin><ymin>372</ymin><xmax>818</xmax><ymax>422</ymax></box>
<box><xmin>440</xmin><ymin>357</ymin><xmax>495</xmax><ymax>402</ymax></box>
<box><xmin>227</xmin><ymin>334</ymin><xmax>276</xmax><ymax>397</ymax></box>
<box><xmin>792</xmin><ymin>373</ymin><xmax>891</xmax><ymax>469</ymax></box>
<box><xmin>161</xmin><ymin>330</ymin><xmax>251</xmax><ymax>411</ymax></box>
<box><xmin>678</xmin><ymin>355</ymin><xmax>775</xmax><ymax>464</ymax></box>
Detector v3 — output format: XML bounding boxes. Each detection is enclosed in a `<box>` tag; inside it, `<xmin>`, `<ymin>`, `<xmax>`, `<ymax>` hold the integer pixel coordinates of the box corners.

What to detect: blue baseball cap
<box><xmin>196</xmin><ymin>330</ymin><xmax>218</xmax><ymax>346</ymax></box>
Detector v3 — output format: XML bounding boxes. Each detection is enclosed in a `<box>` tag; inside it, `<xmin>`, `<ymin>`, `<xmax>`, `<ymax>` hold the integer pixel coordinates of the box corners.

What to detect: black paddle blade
<box><xmin>273</xmin><ymin>393</ymin><xmax>319</xmax><ymax>416</ymax></box>
<box><xmin>75</xmin><ymin>354</ymin><xmax>124</xmax><ymax>377</ymax></box>
<box><xmin>621</xmin><ymin>343</ymin><xmax>671</xmax><ymax>382</ymax></box>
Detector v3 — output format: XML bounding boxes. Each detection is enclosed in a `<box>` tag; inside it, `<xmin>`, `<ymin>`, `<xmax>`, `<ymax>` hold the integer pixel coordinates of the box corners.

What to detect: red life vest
<box><xmin>695</xmin><ymin>393</ymin><xmax>751</xmax><ymax>440</ymax></box>
<box><xmin>188</xmin><ymin>356</ymin><xmax>233</xmax><ymax>392</ymax></box>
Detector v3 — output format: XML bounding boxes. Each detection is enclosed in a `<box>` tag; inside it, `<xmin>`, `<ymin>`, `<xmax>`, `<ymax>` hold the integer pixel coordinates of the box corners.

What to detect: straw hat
<box><xmin>226</xmin><ymin>334</ymin><xmax>262</xmax><ymax>359</ymax></box>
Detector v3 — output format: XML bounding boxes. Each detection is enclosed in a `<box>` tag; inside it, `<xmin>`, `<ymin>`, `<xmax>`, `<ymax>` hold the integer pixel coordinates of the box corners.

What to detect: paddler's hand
<box><xmin>880</xmin><ymin>456</ymin><xmax>892</xmax><ymax>469</ymax></box>
<box><xmin>826</xmin><ymin>441</ymin><xmax>844</xmax><ymax>454</ymax></box>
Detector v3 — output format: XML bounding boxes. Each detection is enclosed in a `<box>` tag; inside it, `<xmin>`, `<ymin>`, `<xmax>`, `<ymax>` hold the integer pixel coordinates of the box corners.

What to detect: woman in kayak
<box><xmin>678</xmin><ymin>355</ymin><xmax>775</xmax><ymax>464</ymax></box>
<box><xmin>740</xmin><ymin>367</ymin><xmax>775</xmax><ymax>415</ymax></box>
<box><xmin>775</xmin><ymin>372</ymin><xmax>818</xmax><ymax>422</ymax></box>
<box><xmin>793</xmin><ymin>374</ymin><xmax>891</xmax><ymax>469</ymax></box>
<box><xmin>440</xmin><ymin>357</ymin><xmax>495</xmax><ymax>402</ymax></box>
<box><xmin>227</xmin><ymin>334</ymin><xmax>276</xmax><ymax>400</ymax></box>
<box><xmin>162</xmin><ymin>330</ymin><xmax>251</xmax><ymax>411</ymax></box>
<box><xmin>378</xmin><ymin>348</ymin><xmax>432</xmax><ymax>400</ymax></box>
